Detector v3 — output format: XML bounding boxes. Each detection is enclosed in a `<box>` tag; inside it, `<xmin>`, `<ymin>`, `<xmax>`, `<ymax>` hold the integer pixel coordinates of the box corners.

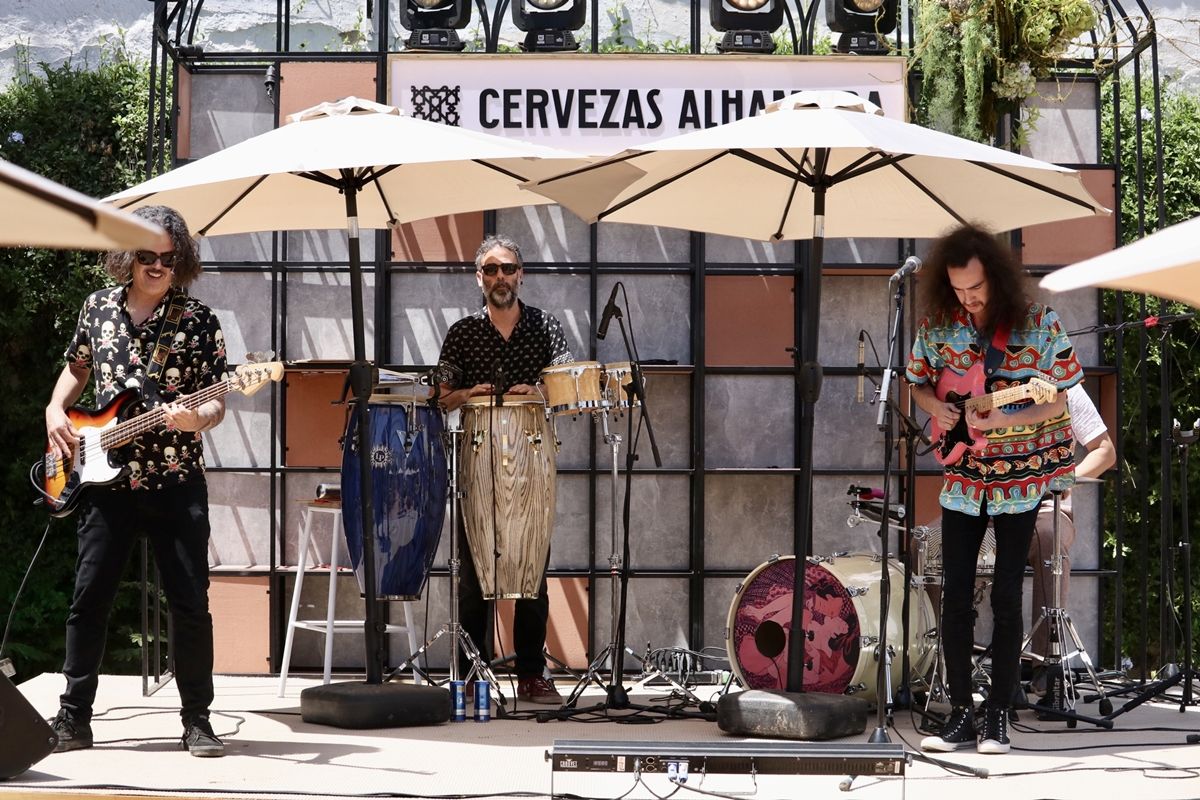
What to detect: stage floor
<box><xmin>6</xmin><ymin>672</ymin><xmax>1200</xmax><ymax>800</ymax></box>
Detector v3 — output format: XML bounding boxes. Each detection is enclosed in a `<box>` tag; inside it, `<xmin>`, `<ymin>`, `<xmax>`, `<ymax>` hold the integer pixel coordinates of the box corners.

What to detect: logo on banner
<box><xmin>410</xmin><ymin>85</ymin><xmax>462</xmax><ymax>126</ymax></box>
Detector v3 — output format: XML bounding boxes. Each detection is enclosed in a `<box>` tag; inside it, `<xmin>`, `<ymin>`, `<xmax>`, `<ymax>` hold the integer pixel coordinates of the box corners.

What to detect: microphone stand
<box><xmin>550</xmin><ymin>297</ymin><xmax>708</xmax><ymax>721</ymax></box>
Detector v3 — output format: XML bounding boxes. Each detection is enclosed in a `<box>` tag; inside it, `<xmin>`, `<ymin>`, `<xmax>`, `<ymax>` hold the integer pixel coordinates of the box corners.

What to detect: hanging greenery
<box><xmin>914</xmin><ymin>0</ymin><xmax>1096</xmax><ymax>142</ymax></box>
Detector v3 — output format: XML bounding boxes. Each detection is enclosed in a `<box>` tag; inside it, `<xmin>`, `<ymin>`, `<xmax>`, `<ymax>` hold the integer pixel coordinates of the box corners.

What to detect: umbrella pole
<box><xmin>343</xmin><ymin>184</ymin><xmax>387</xmax><ymax>685</ymax></box>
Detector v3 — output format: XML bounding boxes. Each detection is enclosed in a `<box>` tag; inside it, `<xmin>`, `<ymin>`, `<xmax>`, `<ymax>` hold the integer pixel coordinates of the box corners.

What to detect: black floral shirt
<box><xmin>437</xmin><ymin>301</ymin><xmax>572</xmax><ymax>390</ymax></box>
<box><xmin>65</xmin><ymin>285</ymin><xmax>227</xmax><ymax>491</ymax></box>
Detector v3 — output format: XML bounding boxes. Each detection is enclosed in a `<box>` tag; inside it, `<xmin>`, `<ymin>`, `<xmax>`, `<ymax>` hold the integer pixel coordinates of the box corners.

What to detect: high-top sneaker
<box><xmin>978</xmin><ymin>705</ymin><xmax>1011</xmax><ymax>754</ymax></box>
<box><xmin>920</xmin><ymin>705</ymin><xmax>976</xmax><ymax>752</ymax></box>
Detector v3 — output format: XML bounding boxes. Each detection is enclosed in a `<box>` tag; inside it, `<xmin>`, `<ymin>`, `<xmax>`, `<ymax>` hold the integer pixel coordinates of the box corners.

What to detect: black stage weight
<box><xmin>299</xmin><ymin>186</ymin><xmax>448</xmax><ymax>729</ymax></box>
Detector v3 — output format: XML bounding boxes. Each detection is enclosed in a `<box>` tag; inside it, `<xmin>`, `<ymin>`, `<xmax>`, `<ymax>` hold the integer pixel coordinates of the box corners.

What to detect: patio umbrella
<box><xmin>525</xmin><ymin>89</ymin><xmax>1110</xmax><ymax>702</ymax></box>
<box><xmin>0</xmin><ymin>157</ymin><xmax>162</xmax><ymax>250</ymax></box>
<box><xmin>1040</xmin><ymin>214</ymin><xmax>1200</xmax><ymax>306</ymax></box>
<box><xmin>105</xmin><ymin>97</ymin><xmax>587</xmax><ymax>716</ymax></box>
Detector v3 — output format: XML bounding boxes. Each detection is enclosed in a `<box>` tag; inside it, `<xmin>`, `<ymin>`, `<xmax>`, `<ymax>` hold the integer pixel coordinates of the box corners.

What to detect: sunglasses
<box><xmin>479</xmin><ymin>262</ymin><xmax>519</xmax><ymax>277</ymax></box>
<box><xmin>134</xmin><ymin>250</ymin><xmax>178</xmax><ymax>268</ymax></box>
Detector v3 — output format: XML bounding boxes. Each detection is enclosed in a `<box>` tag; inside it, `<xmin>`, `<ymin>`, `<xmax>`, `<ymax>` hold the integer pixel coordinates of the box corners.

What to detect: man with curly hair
<box><xmin>907</xmin><ymin>223</ymin><xmax>1082</xmax><ymax>755</ymax></box>
<box><xmin>44</xmin><ymin>205</ymin><xmax>228</xmax><ymax>757</ymax></box>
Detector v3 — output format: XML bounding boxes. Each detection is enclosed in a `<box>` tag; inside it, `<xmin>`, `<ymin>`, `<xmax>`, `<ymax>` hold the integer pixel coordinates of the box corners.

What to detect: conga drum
<box><xmin>601</xmin><ymin>361</ymin><xmax>641</xmax><ymax>412</ymax></box>
<box><xmin>341</xmin><ymin>392</ymin><xmax>447</xmax><ymax>600</ymax></box>
<box><xmin>459</xmin><ymin>395</ymin><xmax>557</xmax><ymax>599</ymax></box>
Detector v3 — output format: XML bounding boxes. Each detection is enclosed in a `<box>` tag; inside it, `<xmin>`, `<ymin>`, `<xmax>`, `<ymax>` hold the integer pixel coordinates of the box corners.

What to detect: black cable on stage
<box><xmin>1</xmin><ymin>517</ymin><xmax>53</xmax><ymax>663</ymax></box>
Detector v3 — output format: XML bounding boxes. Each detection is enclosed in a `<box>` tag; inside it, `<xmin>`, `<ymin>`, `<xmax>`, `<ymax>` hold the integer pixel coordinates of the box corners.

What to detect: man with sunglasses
<box><xmin>44</xmin><ymin>205</ymin><xmax>228</xmax><ymax>757</ymax></box>
<box><xmin>435</xmin><ymin>233</ymin><xmax>573</xmax><ymax>705</ymax></box>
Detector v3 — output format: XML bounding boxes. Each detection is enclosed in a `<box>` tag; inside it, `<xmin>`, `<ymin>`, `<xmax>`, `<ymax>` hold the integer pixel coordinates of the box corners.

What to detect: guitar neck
<box><xmin>99</xmin><ymin>381</ymin><xmax>232</xmax><ymax>449</ymax></box>
<box><xmin>964</xmin><ymin>383</ymin><xmax>1035</xmax><ymax>412</ymax></box>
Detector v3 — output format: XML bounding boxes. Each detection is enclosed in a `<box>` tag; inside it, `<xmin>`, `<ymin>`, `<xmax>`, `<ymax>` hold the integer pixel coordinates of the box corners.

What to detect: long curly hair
<box><xmin>104</xmin><ymin>205</ymin><xmax>203</xmax><ymax>288</ymax></box>
<box><xmin>918</xmin><ymin>223</ymin><xmax>1029</xmax><ymax>337</ymax></box>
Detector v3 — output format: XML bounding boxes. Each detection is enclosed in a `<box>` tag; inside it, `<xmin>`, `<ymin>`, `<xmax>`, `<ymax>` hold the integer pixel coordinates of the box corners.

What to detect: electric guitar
<box><xmin>930</xmin><ymin>365</ymin><xmax>1058</xmax><ymax>466</ymax></box>
<box><xmin>37</xmin><ymin>361</ymin><xmax>284</xmax><ymax>517</ymax></box>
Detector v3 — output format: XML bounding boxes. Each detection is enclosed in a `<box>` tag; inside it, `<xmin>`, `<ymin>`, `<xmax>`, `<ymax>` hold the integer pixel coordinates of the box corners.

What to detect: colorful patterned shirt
<box><xmin>906</xmin><ymin>303</ymin><xmax>1083</xmax><ymax>516</ymax></box>
<box><xmin>65</xmin><ymin>285</ymin><xmax>227</xmax><ymax>491</ymax></box>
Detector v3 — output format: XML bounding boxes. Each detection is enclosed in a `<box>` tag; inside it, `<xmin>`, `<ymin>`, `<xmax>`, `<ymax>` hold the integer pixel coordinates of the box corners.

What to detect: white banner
<box><xmin>389</xmin><ymin>54</ymin><xmax>907</xmax><ymax>154</ymax></box>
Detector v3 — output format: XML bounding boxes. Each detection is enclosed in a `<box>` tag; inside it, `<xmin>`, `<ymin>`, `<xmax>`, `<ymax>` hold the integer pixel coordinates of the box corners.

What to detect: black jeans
<box><xmin>456</xmin><ymin>526</ymin><xmax>549</xmax><ymax>678</ymax></box>
<box><xmin>940</xmin><ymin>500</ymin><xmax>1038</xmax><ymax>708</ymax></box>
<box><xmin>60</xmin><ymin>481</ymin><xmax>214</xmax><ymax>724</ymax></box>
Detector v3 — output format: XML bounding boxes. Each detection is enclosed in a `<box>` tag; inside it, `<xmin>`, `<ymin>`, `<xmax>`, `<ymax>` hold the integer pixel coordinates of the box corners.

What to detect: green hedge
<box><xmin>0</xmin><ymin>50</ymin><xmax>161</xmax><ymax>683</ymax></box>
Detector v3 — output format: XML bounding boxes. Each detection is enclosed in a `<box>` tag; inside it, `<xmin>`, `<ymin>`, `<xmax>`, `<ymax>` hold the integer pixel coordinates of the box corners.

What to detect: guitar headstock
<box><xmin>1029</xmin><ymin>377</ymin><xmax>1058</xmax><ymax>405</ymax></box>
<box><xmin>232</xmin><ymin>362</ymin><xmax>284</xmax><ymax>396</ymax></box>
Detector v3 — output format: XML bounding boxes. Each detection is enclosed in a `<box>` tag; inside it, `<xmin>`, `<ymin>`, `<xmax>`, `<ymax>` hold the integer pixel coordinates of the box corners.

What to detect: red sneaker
<box><xmin>517</xmin><ymin>676</ymin><xmax>563</xmax><ymax>705</ymax></box>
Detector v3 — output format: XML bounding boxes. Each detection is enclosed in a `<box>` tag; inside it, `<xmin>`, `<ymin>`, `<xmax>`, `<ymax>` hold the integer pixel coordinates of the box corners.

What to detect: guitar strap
<box><xmin>142</xmin><ymin>289</ymin><xmax>187</xmax><ymax>401</ymax></box>
<box><xmin>981</xmin><ymin>322</ymin><xmax>1013</xmax><ymax>392</ymax></box>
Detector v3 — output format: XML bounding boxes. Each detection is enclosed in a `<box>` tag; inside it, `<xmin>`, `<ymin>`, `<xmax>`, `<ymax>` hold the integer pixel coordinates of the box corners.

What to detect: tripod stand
<box><xmin>561</xmin><ymin>406</ymin><xmax>699</xmax><ymax>709</ymax></box>
<box><xmin>1021</xmin><ymin>488</ymin><xmax>1113</xmax><ymax>726</ymax></box>
<box><xmin>388</xmin><ymin>421</ymin><xmax>506</xmax><ymax>707</ymax></box>
<box><xmin>1090</xmin><ymin>418</ymin><xmax>1200</xmax><ymax>719</ymax></box>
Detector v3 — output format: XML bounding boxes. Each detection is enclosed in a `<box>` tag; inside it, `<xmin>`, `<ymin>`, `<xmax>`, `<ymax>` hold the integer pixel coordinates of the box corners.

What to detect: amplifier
<box><xmin>547</xmin><ymin>739</ymin><xmax>907</xmax><ymax>777</ymax></box>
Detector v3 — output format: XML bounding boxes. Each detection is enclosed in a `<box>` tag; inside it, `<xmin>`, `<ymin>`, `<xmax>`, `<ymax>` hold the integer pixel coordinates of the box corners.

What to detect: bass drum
<box><xmin>725</xmin><ymin>554</ymin><xmax>936</xmax><ymax>702</ymax></box>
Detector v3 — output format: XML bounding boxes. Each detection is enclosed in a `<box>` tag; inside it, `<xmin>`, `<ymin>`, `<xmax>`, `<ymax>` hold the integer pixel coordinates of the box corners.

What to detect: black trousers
<box><xmin>456</xmin><ymin>526</ymin><xmax>549</xmax><ymax>678</ymax></box>
<box><xmin>60</xmin><ymin>481</ymin><xmax>214</xmax><ymax>724</ymax></box>
<box><xmin>940</xmin><ymin>499</ymin><xmax>1038</xmax><ymax>709</ymax></box>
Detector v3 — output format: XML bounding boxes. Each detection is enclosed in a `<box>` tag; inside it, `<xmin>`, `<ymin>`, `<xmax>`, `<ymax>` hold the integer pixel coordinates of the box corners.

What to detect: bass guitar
<box><xmin>930</xmin><ymin>366</ymin><xmax>1058</xmax><ymax>466</ymax></box>
<box><xmin>36</xmin><ymin>361</ymin><xmax>284</xmax><ymax>517</ymax></box>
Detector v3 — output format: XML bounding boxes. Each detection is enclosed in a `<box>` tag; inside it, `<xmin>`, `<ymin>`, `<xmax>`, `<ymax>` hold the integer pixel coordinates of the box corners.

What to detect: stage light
<box><xmin>709</xmin><ymin>0</ymin><xmax>783</xmax><ymax>54</ymax></box>
<box><xmin>398</xmin><ymin>0</ymin><xmax>471</xmax><ymax>52</ymax></box>
<box><xmin>825</xmin><ymin>0</ymin><xmax>898</xmax><ymax>55</ymax></box>
<box><xmin>511</xmin><ymin>0</ymin><xmax>586</xmax><ymax>52</ymax></box>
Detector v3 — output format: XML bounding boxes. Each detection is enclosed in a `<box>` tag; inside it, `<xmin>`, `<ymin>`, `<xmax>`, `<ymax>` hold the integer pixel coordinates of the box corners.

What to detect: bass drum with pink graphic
<box><xmin>724</xmin><ymin>554</ymin><xmax>936</xmax><ymax>702</ymax></box>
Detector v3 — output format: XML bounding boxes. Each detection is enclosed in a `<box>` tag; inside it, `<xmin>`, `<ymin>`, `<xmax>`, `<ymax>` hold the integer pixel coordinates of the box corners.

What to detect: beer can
<box><xmin>450</xmin><ymin>680</ymin><xmax>466</xmax><ymax>722</ymax></box>
<box><xmin>473</xmin><ymin>680</ymin><xmax>491</xmax><ymax>722</ymax></box>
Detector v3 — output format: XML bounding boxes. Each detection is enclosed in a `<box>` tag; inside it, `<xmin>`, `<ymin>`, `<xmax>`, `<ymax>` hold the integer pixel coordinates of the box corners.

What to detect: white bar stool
<box><xmin>277</xmin><ymin>501</ymin><xmax>422</xmax><ymax>696</ymax></box>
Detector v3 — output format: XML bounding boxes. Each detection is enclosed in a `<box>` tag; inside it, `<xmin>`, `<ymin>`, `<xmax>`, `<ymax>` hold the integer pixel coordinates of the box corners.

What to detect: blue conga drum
<box><xmin>341</xmin><ymin>392</ymin><xmax>447</xmax><ymax>600</ymax></box>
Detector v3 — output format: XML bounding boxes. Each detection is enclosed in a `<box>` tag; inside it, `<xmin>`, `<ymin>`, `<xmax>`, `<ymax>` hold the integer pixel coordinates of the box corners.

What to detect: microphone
<box><xmin>597</xmin><ymin>283</ymin><xmax>621</xmax><ymax>340</ymax></box>
<box><xmin>856</xmin><ymin>331</ymin><xmax>865</xmax><ymax>404</ymax></box>
<box><xmin>889</xmin><ymin>256</ymin><xmax>922</xmax><ymax>284</ymax></box>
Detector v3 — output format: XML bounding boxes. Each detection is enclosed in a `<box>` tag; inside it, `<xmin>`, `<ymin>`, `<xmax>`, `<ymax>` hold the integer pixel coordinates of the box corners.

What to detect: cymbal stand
<box><xmin>1021</xmin><ymin>489</ymin><xmax>1113</xmax><ymax>725</ymax></box>
<box><xmin>387</xmin><ymin>422</ymin><xmax>505</xmax><ymax>708</ymax></box>
<box><xmin>561</xmin><ymin>408</ymin><xmax>700</xmax><ymax>708</ymax></box>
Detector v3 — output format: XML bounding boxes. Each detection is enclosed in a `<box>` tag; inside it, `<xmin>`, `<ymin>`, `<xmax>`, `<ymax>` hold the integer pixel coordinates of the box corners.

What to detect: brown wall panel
<box><xmin>496</xmin><ymin>577</ymin><xmax>589</xmax><ymax>670</ymax></box>
<box><xmin>285</xmin><ymin>370</ymin><xmax>350</xmax><ymax>467</ymax></box>
<box><xmin>392</xmin><ymin>213</ymin><xmax>485</xmax><ymax>263</ymax></box>
<box><xmin>211</xmin><ymin>576</ymin><xmax>270</xmax><ymax>674</ymax></box>
<box><xmin>278</xmin><ymin>61</ymin><xmax>377</xmax><ymax>123</ymax></box>
<box><xmin>1021</xmin><ymin>168</ymin><xmax>1117</xmax><ymax>266</ymax></box>
<box><xmin>704</xmin><ymin>275</ymin><xmax>794</xmax><ymax>367</ymax></box>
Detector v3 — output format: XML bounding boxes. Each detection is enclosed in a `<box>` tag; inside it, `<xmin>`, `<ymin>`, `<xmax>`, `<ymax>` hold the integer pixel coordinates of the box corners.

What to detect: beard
<box><xmin>487</xmin><ymin>283</ymin><xmax>517</xmax><ymax>309</ymax></box>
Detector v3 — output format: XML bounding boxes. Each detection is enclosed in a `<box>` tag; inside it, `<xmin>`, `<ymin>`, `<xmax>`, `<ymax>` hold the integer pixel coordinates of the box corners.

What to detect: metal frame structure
<box><xmin>137</xmin><ymin>0</ymin><xmax>1173</xmax><ymax>688</ymax></box>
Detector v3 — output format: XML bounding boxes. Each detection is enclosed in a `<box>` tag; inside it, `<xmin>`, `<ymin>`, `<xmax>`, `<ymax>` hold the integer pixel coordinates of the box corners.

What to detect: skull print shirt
<box><xmin>65</xmin><ymin>285</ymin><xmax>227</xmax><ymax>491</ymax></box>
<box><xmin>436</xmin><ymin>301</ymin><xmax>573</xmax><ymax>391</ymax></box>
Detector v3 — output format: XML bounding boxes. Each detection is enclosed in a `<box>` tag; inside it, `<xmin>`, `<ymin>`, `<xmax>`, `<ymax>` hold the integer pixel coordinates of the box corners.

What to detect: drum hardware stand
<box><xmin>387</xmin><ymin>423</ymin><xmax>506</xmax><ymax>708</ymax></box>
<box><xmin>1084</xmin><ymin>418</ymin><xmax>1200</xmax><ymax>720</ymax></box>
<box><xmin>1018</xmin><ymin>489</ymin><xmax>1113</xmax><ymax>726</ymax></box>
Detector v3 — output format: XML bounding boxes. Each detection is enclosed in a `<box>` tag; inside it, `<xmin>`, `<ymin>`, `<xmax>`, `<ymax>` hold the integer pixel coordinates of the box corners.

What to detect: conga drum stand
<box><xmin>388</xmin><ymin>424</ymin><xmax>505</xmax><ymax>707</ymax></box>
<box><xmin>1021</xmin><ymin>488</ymin><xmax>1111</xmax><ymax>726</ymax></box>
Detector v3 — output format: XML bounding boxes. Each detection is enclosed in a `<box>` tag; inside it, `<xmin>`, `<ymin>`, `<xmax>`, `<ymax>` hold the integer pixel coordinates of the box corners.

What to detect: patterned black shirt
<box><xmin>437</xmin><ymin>301</ymin><xmax>572</xmax><ymax>391</ymax></box>
<box><xmin>65</xmin><ymin>285</ymin><xmax>227</xmax><ymax>491</ymax></box>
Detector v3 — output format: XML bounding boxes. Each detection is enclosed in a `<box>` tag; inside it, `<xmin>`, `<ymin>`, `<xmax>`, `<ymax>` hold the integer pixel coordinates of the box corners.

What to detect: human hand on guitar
<box><xmin>966</xmin><ymin>406</ymin><xmax>1001</xmax><ymax>431</ymax></box>
<box><xmin>45</xmin><ymin>405</ymin><xmax>79</xmax><ymax>461</ymax></box>
<box><xmin>162</xmin><ymin>399</ymin><xmax>225</xmax><ymax>433</ymax></box>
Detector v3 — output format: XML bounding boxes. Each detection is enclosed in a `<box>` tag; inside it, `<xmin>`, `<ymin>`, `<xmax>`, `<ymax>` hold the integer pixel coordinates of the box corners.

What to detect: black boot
<box><xmin>920</xmin><ymin>705</ymin><xmax>976</xmax><ymax>752</ymax></box>
<box><xmin>978</xmin><ymin>705</ymin><xmax>1011</xmax><ymax>754</ymax></box>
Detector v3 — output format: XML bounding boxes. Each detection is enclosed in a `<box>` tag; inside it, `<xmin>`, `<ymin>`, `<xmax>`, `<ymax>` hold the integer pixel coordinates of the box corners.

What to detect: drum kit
<box><xmin>342</xmin><ymin>361</ymin><xmax>649</xmax><ymax>705</ymax></box>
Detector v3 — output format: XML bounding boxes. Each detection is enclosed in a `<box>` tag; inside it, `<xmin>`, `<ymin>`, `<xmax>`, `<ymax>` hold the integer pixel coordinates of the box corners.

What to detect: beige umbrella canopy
<box><xmin>0</xmin><ymin>157</ymin><xmax>162</xmax><ymax>250</ymax></box>
<box><xmin>1041</xmin><ymin>214</ymin><xmax>1200</xmax><ymax>306</ymax></box>
<box><xmin>525</xmin><ymin>90</ymin><xmax>1108</xmax><ymax>240</ymax></box>
<box><xmin>106</xmin><ymin>96</ymin><xmax>587</xmax><ymax>235</ymax></box>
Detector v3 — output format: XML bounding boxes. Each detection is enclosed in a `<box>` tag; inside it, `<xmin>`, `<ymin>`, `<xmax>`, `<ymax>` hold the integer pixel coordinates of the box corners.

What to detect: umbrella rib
<box><xmin>197</xmin><ymin>174</ymin><xmax>270</xmax><ymax>237</ymax></box>
<box><xmin>475</xmin><ymin>159</ymin><xmax>532</xmax><ymax>182</ymax></box>
<box><xmin>535</xmin><ymin>151</ymin><xmax>646</xmax><ymax>187</ymax></box>
<box><xmin>730</xmin><ymin>149</ymin><xmax>813</xmax><ymax>184</ymax></box>
<box><xmin>597</xmin><ymin>151</ymin><xmax>733</xmax><ymax>222</ymax></box>
<box><xmin>0</xmin><ymin>170</ymin><xmax>98</xmax><ymax>227</ymax></box>
<box><xmin>830</xmin><ymin>151</ymin><xmax>903</xmax><ymax>182</ymax></box>
<box><xmin>887</xmin><ymin>162</ymin><xmax>968</xmax><ymax>226</ymax></box>
<box><xmin>969</xmin><ymin>160</ymin><xmax>1102</xmax><ymax>211</ymax></box>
